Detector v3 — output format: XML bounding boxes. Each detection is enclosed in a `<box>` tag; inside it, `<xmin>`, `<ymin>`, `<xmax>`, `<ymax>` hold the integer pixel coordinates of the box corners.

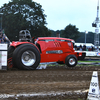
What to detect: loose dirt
<box><xmin>0</xmin><ymin>65</ymin><xmax>100</xmax><ymax>100</ymax></box>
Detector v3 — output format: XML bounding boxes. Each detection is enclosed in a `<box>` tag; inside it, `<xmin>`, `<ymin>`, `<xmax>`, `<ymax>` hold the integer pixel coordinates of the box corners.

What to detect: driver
<box><xmin>0</xmin><ymin>29</ymin><xmax>10</xmax><ymax>44</ymax></box>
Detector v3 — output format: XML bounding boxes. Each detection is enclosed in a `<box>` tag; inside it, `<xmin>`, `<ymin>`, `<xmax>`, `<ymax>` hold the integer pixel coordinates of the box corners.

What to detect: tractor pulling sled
<box><xmin>7</xmin><ymin>30</ymin><xmax>86</xmax><ymax>70</ymax></box>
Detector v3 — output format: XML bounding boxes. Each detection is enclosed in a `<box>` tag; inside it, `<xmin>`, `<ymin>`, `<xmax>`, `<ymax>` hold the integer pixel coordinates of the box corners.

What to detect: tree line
<box><xmin>0</xmin><ymin>0</ymin><xmax>99</xmax><ymax>45</ymax></box>
<box><xmin>50</xmin><ymin>29</ymin><xmax>98</xmax><ymax>44</ymax></box>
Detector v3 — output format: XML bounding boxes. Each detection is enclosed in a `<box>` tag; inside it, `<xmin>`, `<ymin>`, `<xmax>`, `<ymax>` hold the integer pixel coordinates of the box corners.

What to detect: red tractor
<box><xmin>8</xmin><ymin>30</ymin><xmax>85</xmax><ymax>70</ymax></box>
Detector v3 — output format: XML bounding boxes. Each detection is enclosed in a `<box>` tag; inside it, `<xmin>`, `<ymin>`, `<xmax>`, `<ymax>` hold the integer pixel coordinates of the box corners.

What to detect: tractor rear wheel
<box><xmin>12</xmin><ymin>44</ymin><xmax>40</xmax><ymax>70</ymax></box>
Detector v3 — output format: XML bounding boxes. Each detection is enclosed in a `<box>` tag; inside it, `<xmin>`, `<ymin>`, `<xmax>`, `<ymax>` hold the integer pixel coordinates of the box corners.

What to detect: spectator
<box><xmin>88</xmin><ymin>48</ymin><xmax>91</xmax><ymax>51</ymax></box>
<box><xmin>79</xmin><ymin>45</ymin><xmax>82</xmax><ymax>51</ymax></box>
<box><xmin>82</xmin><ymin>45</ymin><xmax>86</xmax><ymax>51</ymax></box>
<box><xmin>96</xmin><ymin>46</ymin><xmax>99</xmax><ymax>52</ymax></box>
<box><xmin>74</xmin><ymin>45</ymin><xmax>77</xmax><ymax>50</ymax></box>
<box><xmin>91</xmin><ymin>46</ymin><xmax>94</xmax><ymax>51</ymax></box>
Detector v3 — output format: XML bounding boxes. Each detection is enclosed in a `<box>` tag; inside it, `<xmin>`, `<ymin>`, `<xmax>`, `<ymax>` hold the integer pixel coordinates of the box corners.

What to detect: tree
<box><xmin>76</xmin><ymin>32</ymin><xmax>85</xmax><ymax>43</ymax></box>
<box><xmin>76</xmin><ymin>32</ymin><xmax>95</xmax><ymax>44</ymax></box>
<box><xmin>62</xmin><ymin>24</ymin><xmax>80</xmax><ymax>41</ymax></box>
<box><xmin>0</xmin><ymin>0</ymin><xmax>51</xmax><ymax>41</ymax></box>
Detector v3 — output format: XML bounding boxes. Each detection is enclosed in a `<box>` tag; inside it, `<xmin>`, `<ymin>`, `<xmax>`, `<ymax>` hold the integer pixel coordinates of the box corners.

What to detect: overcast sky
<box><xmin>0</xmin><ymin>0</ymin><xmax>99</xmax><ymax>32</ymax></box>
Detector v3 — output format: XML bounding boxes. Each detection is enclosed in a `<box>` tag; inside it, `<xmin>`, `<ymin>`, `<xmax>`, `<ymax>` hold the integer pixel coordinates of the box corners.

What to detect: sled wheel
<box><xmin>65</xmin><ymin>55</ymin><xmax>77</xmax><ymax>67</ymax></box>
<box><xmin>12</xmin><ymin>44</ymin><xmax>40</xmax><ymax>70</ymax></box>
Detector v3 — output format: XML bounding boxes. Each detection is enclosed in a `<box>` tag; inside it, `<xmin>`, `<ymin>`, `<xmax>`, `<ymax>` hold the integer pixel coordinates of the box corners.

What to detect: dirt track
<box><xmin>0</xmin><ymin>65</ymin><xmax>100</xmax><ymax>100</ymax></box>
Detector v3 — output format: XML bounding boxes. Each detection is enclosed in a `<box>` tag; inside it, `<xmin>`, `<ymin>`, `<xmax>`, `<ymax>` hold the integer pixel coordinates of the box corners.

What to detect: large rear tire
<box><xmin>8</xmin><ymin>46</ymin><xmax>15</xmax><ymax>59</ymax></box>
<box><xmin>65</xmin><ymin>55</ymin><xmax>77</xmax><ymax>67</ymax></box>
<box><xmin>8</xmin><ymin>46</ymin><xmax>15</xmax><ymax>68</ymax></box>
<box><xmin>12</xmin><ymin>44</ymin><xmax>40</xmax><ymax>70</ymax></box>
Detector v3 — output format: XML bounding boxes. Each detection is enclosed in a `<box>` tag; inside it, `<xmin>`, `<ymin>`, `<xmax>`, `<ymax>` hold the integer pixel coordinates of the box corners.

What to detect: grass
<box><xmin>78</xmin><ymin>60</ymin><xmax>100</xmax><ymax>63</ymax></box>
<box><xmin>40</xmin><ymin>59</ymin><xmax>100</xmax><ymax>67</ymax></box>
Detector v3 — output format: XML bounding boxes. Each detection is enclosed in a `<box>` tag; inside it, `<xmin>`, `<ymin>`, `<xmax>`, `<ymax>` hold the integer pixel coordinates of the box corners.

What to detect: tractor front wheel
<box><xmin>65</xmin><ymin>55</ymin><xmax>77</xmax><ymax>67</ymax></box>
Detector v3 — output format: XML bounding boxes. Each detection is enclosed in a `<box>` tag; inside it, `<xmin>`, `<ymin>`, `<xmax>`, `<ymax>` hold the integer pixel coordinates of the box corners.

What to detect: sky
<box><xmin>0</xmin><ymin>0</ymin><xmax>99</xmax><ymax>32</ymax></box>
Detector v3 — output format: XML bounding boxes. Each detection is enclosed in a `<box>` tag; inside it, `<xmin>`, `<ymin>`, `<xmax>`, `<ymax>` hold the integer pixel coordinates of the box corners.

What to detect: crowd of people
<box><xmin>74</xmin><ymin>45</ymin><xmax>95</xmax><ymax>51</ymax></box>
